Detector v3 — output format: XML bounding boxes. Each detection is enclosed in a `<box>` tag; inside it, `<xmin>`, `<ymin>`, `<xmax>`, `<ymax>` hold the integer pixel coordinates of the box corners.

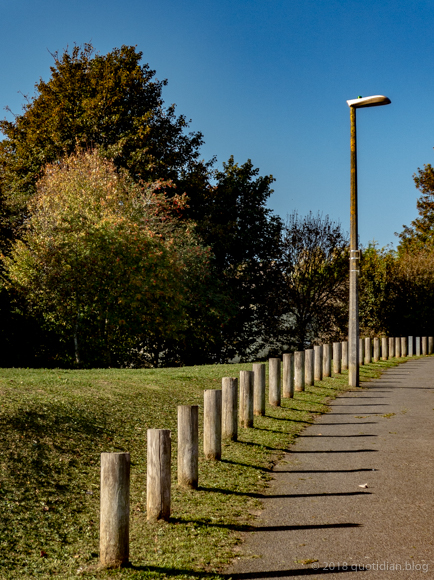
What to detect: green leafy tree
<box><xmin>186</xmin><ymin>156</ymin><xmax>283</xmax><ymax>361</ymax></box>
<box><xmin>1</xmin><ymin>150</ymin><xmax>210</xmax><ymax>367</ymax></box>
<box><xmin>358</xmin><ymin>244</ymin><xmax>398</xmax><ymax>336</ymax></box>
<box><xmin>358</xmin><ymin>243</ymin><xmax>434</xmax><ymax>337</ymax></box>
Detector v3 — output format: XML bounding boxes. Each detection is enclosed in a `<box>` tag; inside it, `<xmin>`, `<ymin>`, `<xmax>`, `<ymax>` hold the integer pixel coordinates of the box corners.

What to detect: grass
<box><xmin>0</xmin><ymin>356</ymin><xmax>413</xmax><ymax>579</ymax></box>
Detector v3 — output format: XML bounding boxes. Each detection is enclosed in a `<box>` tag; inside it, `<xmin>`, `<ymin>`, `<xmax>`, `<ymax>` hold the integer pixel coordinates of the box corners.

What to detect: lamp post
<box><xmin>347</xmin><ymin>95</ymin><xmax>391</xmax><ymax>387</ymax></box>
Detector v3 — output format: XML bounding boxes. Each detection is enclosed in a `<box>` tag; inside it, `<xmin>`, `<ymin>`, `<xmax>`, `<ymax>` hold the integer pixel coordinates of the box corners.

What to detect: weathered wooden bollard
<box><xmin>269</xmin><ymin>358</ymin><xmax>281</xmax><ymax>407</ymax></box>
<box><xmin>359</xmin><ymin>338</ymin><xmax>364</xmax><ymax>366</ymax></box>
<box><xmin>341</xmin><ymin>341</ymin><xmax>348</xmax><ymax>371</ymax></box>
<box><xmin>294</xmin><ymin>351</ymin><xmax>305</xmax><ymax>392</ymax></box>
<box><xmin>408</xmin><ymin>336</ymin><xmax>414</xmax><ymax>357</ymax></box>
<box><xmin>389</xmin><ymin>336</ymin><xmax>395</xmax><ymax>358</ymax></box>
<box><xmin>222</xmin><ymin>377</ymin><xmax>238</xmax><ymax>439</ymax></box>
<box><xmin>381</xmin><ymin>337</ymin><xmax>388</xmax><ymax>360</ymax></box>
<box><xmin>239</xmin><ymin>371</ymin><xmax>254</xmax><ymax>427</ymax></box>
<box><xmin>373</xmin><ymin>337</ymin><xmax>380</xmax><ymax>362</ymax></box>
<box><xmin>100</xmin><ymin>452</ymin><xmax>130</xmax><ymax>567</ymax></box>
<box><xmin>323</xmin><ymin>344</ymin><xmax>332</xmax><ymax>377</ymax></box>
<box><xmin>178</xmin><ymin>405</ymin><xmax>198</xmax><ymax>489</ymax></box>
<box><xmin>333</xmin><ymin>342</ymin><xmax>341</xmax><ymax>375</ymax></box>
<box><xmin>401</xmin><ymin>336</ymin><xmax>407</xmax><ymax>358</ymax></box>
<box><xmin>314</xmin><ymin>345</ymin><xmax>323</xmax><ymax>381</ymax></box>
<box><xmin>147</xmin><ymin>430</ymin><xmax>171</xmax><ymax>521</ymax></box>
<box><xmin>364</xmin><ymin>337</ymin><xmax>371</xmax><ymax>364</ymax></box>
<box><xmin>429</xmin><ymin>337</ymin><xmax>434</xmax><ymax>355</ymax></box>
<box><xmin>422</xmin><ymin>336</ymin><xmax>428</xmax><ymax>355</ymax></box>
<box><xmin>282</xmin><ymin>353</ymin><xmax>294</xmax><ymax>398</ymax></box>
<box><xmin>395</xmin><ymin>337</ymin><xmax>401</xmax><ymax>358</ymax></box>
<box><xmin>416</xmin><ymin>336</ymin><xmax>421</xmax><ymax>356</ymax></box>
<box><xmin>252</xmin><ymin>364</ymin><xmax>265</xmax><ymax>416</ymax></box>
<box><xmin>305</xmin><ymin>349</ymin><xmax>314</xmax><ymax>387</ymax></box>
<box><xmin>204</xmin><ymin>390</ymin><xmax>222</xmax><ymax>459</ymax></box>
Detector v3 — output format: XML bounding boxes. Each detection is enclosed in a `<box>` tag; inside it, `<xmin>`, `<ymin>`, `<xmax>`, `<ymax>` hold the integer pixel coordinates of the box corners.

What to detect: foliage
<box><xmin>0</xmin><ymin>43</ymin><xmax>286</xmax><ymax>366</ymax></box>
<box><xmin>0</xmin><ymin>43</ymin><xmax>205</xmax><ymax>236</ymax></box>
<box><xmin>186</xmin><ymin>156</ymin><xmax>283</xmax><ymax>362</ymax></box>
<box><xmin>399</xmin><ymin>163</ymin><xmax>434</xmax><ymax>252</ymax></box>
<box><xmin>394</xmin><ymin>248</ymin><xmax>434</xmax><ymax>335</ymax></box>
<box><xmin>268</xmin><ymin>211</ymin><xmax>349</xmax><ymax>352</ymax></box>
<box><xmin>1</xmin><ymin>149</ymin><xmax>211</xmax><ymax>367</ymax></box>
<box><xmin>358</xmin><ymin>244</ymin><xmax>398</xmax><ymax>336</ymax></box>
<box><xmin>359</xmin><ymin>243</ymin><xmax>434</xmax><ymax>337</ymax></box>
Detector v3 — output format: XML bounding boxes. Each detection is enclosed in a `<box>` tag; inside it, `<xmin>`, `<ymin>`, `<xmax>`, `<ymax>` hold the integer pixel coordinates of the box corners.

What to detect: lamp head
<box><xmin>347</xmin><ymin>95</ymin><xmax>391</xmax><ymax>108</ymax></box>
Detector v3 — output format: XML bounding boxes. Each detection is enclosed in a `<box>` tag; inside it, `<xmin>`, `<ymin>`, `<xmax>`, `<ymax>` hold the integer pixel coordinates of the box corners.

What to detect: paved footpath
<box><xmin>226</xmin><ymin>357</ymin><xmax>434</xmax><ymax>579</ymax></box>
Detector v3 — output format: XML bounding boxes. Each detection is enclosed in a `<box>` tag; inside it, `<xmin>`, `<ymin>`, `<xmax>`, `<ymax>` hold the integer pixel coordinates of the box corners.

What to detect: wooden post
<box><xmin>294</xmin><ymin>351</ymin><xmax>305</xmax><ymax>392</ymax></box>
<box><xmin>359</xmin><ymin>338</ymin><xmax>364</xmax><ymax>366</ymax></box>
<box><xmin>373</xmin><ymin>337</ymin><xmax>380</xmax><ymax>362</ymax></box>
<box><xmin>389</xmin><ymin>336</ymin><xmax>395</xmax><ymax>358</ymax></box>
<box><xmin>314</xmin><ymin>345</ymin><xmax>323</xmax><ymax>381</ymax></box>
<box><xmin>416</xmin><ymin>336</ymin><xmax>421</xmax><ymax>356</ymax></box>
<box><xmin>323</xmin><ymin>344</ymin><xmax>332</xmax><ymax>378</ymax></box>
<box><xmin>401</xmin><ymin>336</ymin><xmax>407</xmax><ymax>358</ymax></box>
<box><xmin>252</xmin><ymin>364</ymin><xmax>265</xmax><ymax>416</ymax></box>
<box><xmin>429</xmin><ymin>337</ymin><xmax>434</xmax><ymax>355</ymax></box>
<box><xmin>341</xmin><ymin>341</ymin><xmax>348</xmax><ymax>371</ymax></box>
<box><xmin>364</xmin><ymin>337</ymin><xmax>371</xmax><ymax>364</ymax></box>
<box><xmin>282</xmin><ymin>353</ymin><xmax>294</xmax><ymax>398</ymax></box>
<box><xmin>422</xmin><ymin>336</ymin><xmax>428</xmax><ymax>355</ymax></box>
<box><xmin>147</xmin><ymin>430</ymin><xmax>171</xmax><ymax>522</ymax></box>
<box><xmin>268</xmin><ymin>358</ymin><xmax>281</xmax><ymax>407</ymax></box>
<box><xmin>305</xmin><ymin>349</ymin><xmax>314</xmax><ymax>386</ymax></box>
<box><xmin>100</xmin><ymin>452</ymin><xmax>130</xmax><ymax>567</ymax></box>
<box><xmin>204</xmin><ymin>390</ymin><xmax>222</xmax><ymax>460</ymax></box>
<box><xmin>408</xmin><ymin>336</ymin><xmax>414</xmax><ymax>356</ymax></box>
<box><xmin>178</xmin><ymin>406</ymin><xmax>198</xmax><ymax>489</ymax></box>
<box><xmin>222</xmin><ymin>377</ymin><xmax>238</xmax><ymax>439</ymax></box>
<box><xmin>395</xmin><ymin>337</ymin><xmax>401</xmax><ymax>358</ymax></box>
<box><xmin>381</xmin><ymin>337</ymin><xmax>388</xmax><ymax>361</ymax></box>
<box><xmin>333</xmin><ymin>342</ymin><xmax>341</xmax><ymax>375</ymax></box>
<box><xmin>239</xmin><ymin>371</ymin><xmax>254</xmax><ymax>427</ymax></box>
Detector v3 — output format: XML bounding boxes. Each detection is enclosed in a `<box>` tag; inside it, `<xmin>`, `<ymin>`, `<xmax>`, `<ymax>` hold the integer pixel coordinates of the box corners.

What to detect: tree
<box><xmin>358</xmin><ymin>244</ymin><xmax>399</xmax><ymax>336</ymax></box>
<box><xmin>399</xmin><ymin>163</ymin><xmax>434</xmax><ymax>251</ymax></box>
<box><xmin>268</xmin><ymin>212</ymin><xmax>349</xmax><ymax>352</ymax></box>
<box><xmin>1</xmin><ymin>149</ymin><xmax>210</xmax><ymax>367</ymax></box>
<box><xmin>0</xmin><ymin>43</ymin><xmax>205</xmax><ymax>237</ymax></box>
<box><xmin>358</xmin><ymin>243</ymin><xmax>434</xmax><ymax>338</ymax></box>
<box><xmin>185</xmin><ymin>156</ymin><xmax>283</xmax><ymax>362</ymax></box>
<box><xmin>0</xmin><ymin>44</ymin><xmax>284</xmax><ymax>364</ymax></box>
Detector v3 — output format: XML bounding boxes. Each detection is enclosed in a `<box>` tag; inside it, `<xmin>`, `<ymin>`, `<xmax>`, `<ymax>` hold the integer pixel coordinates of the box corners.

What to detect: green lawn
<box><xmin>0</xmin><ymin>358</ymin><xmax>407</xmax><ymax>579</ymax></box>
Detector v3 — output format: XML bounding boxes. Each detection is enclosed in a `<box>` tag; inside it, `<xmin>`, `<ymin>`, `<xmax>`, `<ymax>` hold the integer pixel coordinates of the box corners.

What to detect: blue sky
<box><xmin>1</xmin><ymin>0</ymin><xmax>433</xmax><ymax>248</ymax></box>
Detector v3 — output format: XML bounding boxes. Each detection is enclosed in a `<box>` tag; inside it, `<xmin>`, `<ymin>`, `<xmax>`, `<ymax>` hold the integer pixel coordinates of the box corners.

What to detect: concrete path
<box><xmin>226</xmin><ymin>357</ymin><xmax>434</xmax><ymax>579</ymax></box>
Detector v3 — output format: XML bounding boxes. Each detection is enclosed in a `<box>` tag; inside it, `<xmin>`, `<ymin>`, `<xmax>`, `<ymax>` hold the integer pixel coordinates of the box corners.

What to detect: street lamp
<box><xmin>347</xmin><ymin>95</ymin><xmax>391</xmax><ymax>387</ymax></box>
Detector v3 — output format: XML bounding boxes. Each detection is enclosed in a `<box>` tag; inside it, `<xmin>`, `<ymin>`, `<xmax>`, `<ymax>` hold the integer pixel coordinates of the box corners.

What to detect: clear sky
<box><xmin>1</xmin><ymin>0</ymin><xmax>433</xmax><ymax>248</ymax></box>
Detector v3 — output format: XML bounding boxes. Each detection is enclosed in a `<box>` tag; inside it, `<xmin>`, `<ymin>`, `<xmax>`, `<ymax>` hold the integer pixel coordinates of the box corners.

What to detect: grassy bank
<box><xmin>0</xmin><ymin>357</ymin><xmax>410</xmax><ymax>579</ymax></box>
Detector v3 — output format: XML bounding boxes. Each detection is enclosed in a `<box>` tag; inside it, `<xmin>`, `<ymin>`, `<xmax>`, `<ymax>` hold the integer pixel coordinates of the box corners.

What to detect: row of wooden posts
<box><xmin>99</xmin><ymin>334</ymin><xmax>433</xmax><ymax>567</ymax></box>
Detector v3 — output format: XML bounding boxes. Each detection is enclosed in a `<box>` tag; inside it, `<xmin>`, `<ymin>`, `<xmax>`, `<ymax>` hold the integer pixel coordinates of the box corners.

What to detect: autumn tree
<box><xmin>0</xmin><ymin>43</ymin><xmax>205</xmax><ymax>238</ymax></box>
<box><xmin>1</xmin><ymin>150</ymin><xmax>211</xmax><ymax>367</ymax></box>
<box><xmin>0</xmin><ymin>43</ymin><xmax>284</xmax><ymax>364</ymax></box>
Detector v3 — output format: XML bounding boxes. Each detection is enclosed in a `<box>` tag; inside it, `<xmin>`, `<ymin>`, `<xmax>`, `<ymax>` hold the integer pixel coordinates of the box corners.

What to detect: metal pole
<box><xmin>349</xmin><ymin>106</ymin><xmax>359</xmax><ymax>387</ymax></box>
